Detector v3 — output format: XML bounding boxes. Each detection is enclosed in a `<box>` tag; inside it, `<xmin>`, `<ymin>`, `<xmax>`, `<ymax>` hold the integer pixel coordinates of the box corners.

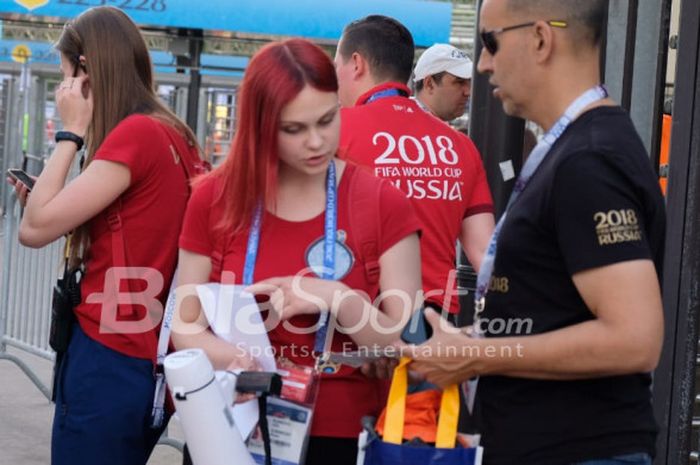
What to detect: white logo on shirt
<box><xmin>372</xmin><ymin>132</ymin><xmax>459</xmax><ymax>166</ymax></box>
<box><xmin>304</xmin><ymin>230</ymin><xmax>355</xmax><ymax>280</ymax></box>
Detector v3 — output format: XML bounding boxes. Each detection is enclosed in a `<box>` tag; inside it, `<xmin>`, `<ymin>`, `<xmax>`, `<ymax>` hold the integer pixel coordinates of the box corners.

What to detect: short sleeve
<box><xmin>462</xmin><ymin>136</ymin><xmax>494</xmax><ymax>218</ymax></box>
<box><xmin>553</xmin><ymin>151</ymin><xmax>653</xmax><ymax>274</ymax></box>
<box><xmin>378</xmin><ymin>180</ymin><xmax>422</xmax><ymax>254</ymax></box>
<box><xmin>94</xmin><ymin>114</ymin><xmax>158</xmax><ymax>185</ymax></box>
<box><xmin>179</xmin><ymin>176</ymin><xmax>217</xmax><ymax>256</ymax></box>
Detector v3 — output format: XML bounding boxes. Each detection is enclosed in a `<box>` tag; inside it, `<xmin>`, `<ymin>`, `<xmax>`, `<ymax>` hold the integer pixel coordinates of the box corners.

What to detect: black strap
<box><xmin>173</xmin><ymin>376</ymin><xmax>216</xmax><ymax>401</ymax></box>
<box><xmin>258</xmin><ymin>395</ymin><xmax>272</xmax><ymax>465</ymax></box>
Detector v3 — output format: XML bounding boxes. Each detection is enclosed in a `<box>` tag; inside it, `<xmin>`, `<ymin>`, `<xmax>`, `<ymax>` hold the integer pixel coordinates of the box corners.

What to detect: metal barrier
<box><xmin>0</xmin><ymin>194</ymin><xmax>63</xmax><ymax>399</ymax></box>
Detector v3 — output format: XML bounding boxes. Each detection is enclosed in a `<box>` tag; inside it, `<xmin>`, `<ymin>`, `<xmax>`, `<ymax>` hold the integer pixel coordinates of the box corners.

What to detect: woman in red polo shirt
<box><xmin>174</xmin><ymin>39</ymin><xmax>422</xmax><ymax>465</ymax></box>
<box><xmin>11</xmin><ymin>7</ymin><xmax>205</xmax><ymax>465</ymax></box>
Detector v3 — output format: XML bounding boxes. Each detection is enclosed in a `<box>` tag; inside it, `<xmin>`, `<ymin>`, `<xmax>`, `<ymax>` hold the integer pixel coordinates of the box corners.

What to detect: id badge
<box><xmin>247</xmin><ymin>358</ymin><xmax>320</xmax><ymax>465</ymax></box>
<box><xmin>247</xmin><ymin>397</ymin><xmax>314</xmax><ymax>465</ymax></box>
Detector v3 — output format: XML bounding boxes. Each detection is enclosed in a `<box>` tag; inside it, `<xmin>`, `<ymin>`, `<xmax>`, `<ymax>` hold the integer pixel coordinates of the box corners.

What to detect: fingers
<box><xmin>424</xmin><ymin>307</ymin><xmax>443</xmax><ymax>328</ymax></box>
<box><xmin>394</xmin><ymin>339</ymin><xmax>418</xmax><ymax>360</ymax></box>
<box><xmin>407</xmin><ymin>369</ymin><xmax>427</xmax><ymax>385</ymax></box>
<box><xmin>12</xmin><ymin>181</ymin><xmax>30</xmax><ymax>207</ymax></box>
<box><xmin>57</xmin><ymin>76</ymin><xmax>88</xmax><ymax>92</ymax></box>
<box><xmin>234</xmin><ymin>392</ymin><xmax>257</xmax><ymax>404</ymax></box>
<box><xmin>360</xmin><ymin>357</ymin><xmax>397</xmax><ymax>379</ymax></box>
<box><xmin>245</xmin><ymin>278</ymin><xmax>284</xmax><ymax>296</ymax></box>
<box><xmin>360</xmin><ymin>361</ymin><xmax>377</xmax><ymax>378</ymax></box>
<box><xmin>424</xmin><ymin>307</ymin><xmax>459</xmax><ymax>334</ymax></box>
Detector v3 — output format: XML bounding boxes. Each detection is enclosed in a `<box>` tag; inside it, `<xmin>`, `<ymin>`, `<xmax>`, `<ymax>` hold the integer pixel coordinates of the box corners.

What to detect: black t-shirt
<box><xmin>477</xmin><ymin>106</ymin><xmax>665</xmax><ymax>465</ymax></box>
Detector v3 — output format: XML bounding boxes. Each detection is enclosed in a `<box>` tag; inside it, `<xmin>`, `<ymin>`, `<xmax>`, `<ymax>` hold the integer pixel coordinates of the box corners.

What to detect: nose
<box><xmin>307</xmin><ymin>127</ymin><xmax>324</xmax><ymax>150</ymax></box>
<box><xmin>477</xmin><ymin>49</ymin><xmax>492</xmax><ymax>75</ymax></box>
<box><xmin>463</xmin><ymin>81</ymin><xmax>472</xmax><ymax>97</ymax></box>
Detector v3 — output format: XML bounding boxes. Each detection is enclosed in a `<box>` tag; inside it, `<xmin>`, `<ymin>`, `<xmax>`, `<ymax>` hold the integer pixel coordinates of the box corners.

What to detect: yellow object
<box><xmin>382</xmin><ymin>357</ymin><xmax>460</xmax><ymax>448</ymax></box>
<box><xmin>11</xmin><ymin>44</ymin><xmax>31</xmax><ymax>64</ymax></box>
<box><xmin>14</xmin><ymin>0</ymin><xmax>49</xmax><ymax>11</ymax></box>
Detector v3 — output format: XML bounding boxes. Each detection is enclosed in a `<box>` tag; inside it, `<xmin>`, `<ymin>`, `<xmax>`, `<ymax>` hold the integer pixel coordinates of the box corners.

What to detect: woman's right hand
<box><xmin>55</xmin><ymin>75</ymin><xmax>93</xmax><ymax>136</ymax></box>
<box><xmin>6</xmin><ymin>176</ymin><xmax>34</xmax><ymax>208</ymax></box>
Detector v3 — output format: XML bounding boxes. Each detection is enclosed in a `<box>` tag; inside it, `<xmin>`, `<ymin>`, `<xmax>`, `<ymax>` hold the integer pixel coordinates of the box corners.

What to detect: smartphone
<box><xmin>6</xmin><ymin>168</ymin><xmax>35</xmax><ymax>191</ymax></box>
<box><xmin>400</xmin><ymin>308</ymin><xmax>433</xmax><ymax>345</ymax></box>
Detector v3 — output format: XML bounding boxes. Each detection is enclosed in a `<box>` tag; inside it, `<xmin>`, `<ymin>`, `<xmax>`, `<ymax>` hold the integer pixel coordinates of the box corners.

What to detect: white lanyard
<box><xmin>473</xmin><ymin>85</ymin><xmax>608</xmax><ymax>328</ymax></box>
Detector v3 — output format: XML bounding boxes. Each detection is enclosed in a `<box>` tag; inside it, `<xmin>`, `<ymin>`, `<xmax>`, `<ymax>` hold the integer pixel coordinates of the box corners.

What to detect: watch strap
<box><xmin>55</xmin><ymin>131</ymin><xmax>84</xmax><ymax>151</ymax></box>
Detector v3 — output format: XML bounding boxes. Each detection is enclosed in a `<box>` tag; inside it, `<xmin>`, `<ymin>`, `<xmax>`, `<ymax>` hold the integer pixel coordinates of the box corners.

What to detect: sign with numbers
<box><xmin>2</xmin><ymin>0</ymin><xmax>451</xmax><ymax>47</ymax></box>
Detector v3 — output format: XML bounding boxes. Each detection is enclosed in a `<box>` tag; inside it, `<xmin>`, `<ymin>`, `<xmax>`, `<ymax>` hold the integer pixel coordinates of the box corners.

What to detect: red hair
<box><xmin>209</xmin><ymin>38</ymin><xmax>339</xmax><ymax>234</ymax></box>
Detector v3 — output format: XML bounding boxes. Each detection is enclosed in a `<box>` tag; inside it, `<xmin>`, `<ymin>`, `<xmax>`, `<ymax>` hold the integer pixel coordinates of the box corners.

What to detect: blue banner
<box><xmin>2</xmin><ymin>0</ymin><xmax>451</xmax><ymax>47</ymax></box>
<box><xmin>0</xmin><ymin>39</ymin><xmax>58</xmax><ymax>64</ymax></box>
<box><xmin>0</xmin><ymin>39</ymin><xmax>247</xmax><ymax>76</ymax></box>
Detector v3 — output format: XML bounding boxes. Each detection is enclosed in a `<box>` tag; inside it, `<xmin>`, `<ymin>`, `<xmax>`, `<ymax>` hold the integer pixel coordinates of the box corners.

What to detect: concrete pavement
<box><xmin>0</xmin><ymin>347</ymin><xmax>186</xmax><ymax>465</ymax></box>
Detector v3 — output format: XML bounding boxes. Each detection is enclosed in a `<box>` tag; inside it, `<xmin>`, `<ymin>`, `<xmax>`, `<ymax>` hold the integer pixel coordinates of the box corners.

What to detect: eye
<box><xmin>280</xmin><ymin>124</ymin><xmax>303</xmax><ymax>134</ymax></box>
<box><xmin>318</xmin><ymin>112</ymin><xmax>337</xmax><ymax>126</ymax></box>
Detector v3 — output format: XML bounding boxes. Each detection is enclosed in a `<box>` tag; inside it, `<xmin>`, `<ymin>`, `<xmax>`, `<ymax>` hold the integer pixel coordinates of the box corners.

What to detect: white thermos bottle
<box><xmin>164</xmin><ymin>348</ymin><xmax>255</xmax><ymax>465</ymax></box>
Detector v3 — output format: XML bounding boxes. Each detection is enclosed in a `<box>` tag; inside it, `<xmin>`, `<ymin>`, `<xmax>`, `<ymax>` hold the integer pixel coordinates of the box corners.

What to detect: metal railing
<box><xmin>0</xmin><ymin>192</ymin><xmax>63</xmax><ymax>399</ymax></box>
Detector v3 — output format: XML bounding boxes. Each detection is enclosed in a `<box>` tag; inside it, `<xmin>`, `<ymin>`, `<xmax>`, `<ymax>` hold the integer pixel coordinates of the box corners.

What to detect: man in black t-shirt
<box><xmin>399</xmin><ymin>1</ymin><xmax>665</xmax><ymax>465</ymax></box>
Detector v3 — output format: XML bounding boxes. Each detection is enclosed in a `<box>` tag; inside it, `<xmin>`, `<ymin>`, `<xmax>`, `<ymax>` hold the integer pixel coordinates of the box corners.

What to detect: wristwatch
<box><xmin>55</xmin><ymin>131</ymin><xmax>84</xmax><ymax>151</ymax></box>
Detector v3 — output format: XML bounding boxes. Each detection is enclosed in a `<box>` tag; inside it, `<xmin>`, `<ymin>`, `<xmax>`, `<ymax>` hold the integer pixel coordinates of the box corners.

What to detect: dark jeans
<box><xmin>52</xmin><ymin>323</ymin><xmax>165</xmax><ymax>465</ymax></box>
<box><xmin>183</xmin><ymin>435</ymin><xmax>358</xmax><ymax>465</ymax></box>
<box><xmin>572</xmin><ymin>453</ymin><xmax>652</xmax><ymax>465</ymax></box>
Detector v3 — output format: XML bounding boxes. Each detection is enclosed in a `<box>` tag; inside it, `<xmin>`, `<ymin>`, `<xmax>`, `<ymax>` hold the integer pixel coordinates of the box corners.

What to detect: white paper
<box><xmin>197</xmin><ymin>283</ymin><xmax>278</xmax><ymax>441</ymax></box>
<box><xmin>499</xmin><ymin>160</ymin><xmax>515</xmax><ymax>181</ymax></box>
<box><xmin>196</xmin><ymin>283</ymin><xmax>276</xmax><ymax>372</ymax></box>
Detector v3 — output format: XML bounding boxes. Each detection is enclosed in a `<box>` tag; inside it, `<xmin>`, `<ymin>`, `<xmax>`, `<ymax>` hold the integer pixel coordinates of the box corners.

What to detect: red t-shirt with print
<box><xmin>339</xmin><ymin>83</ymin><xmax>493</xmax><ymax>314</ymax></box>
<box><xmin>179</xmin><ymin>163</ymin><xmax>421</xmax><ymax>437</ymax></box>
<box><xmin>76</xmin><ymin>114</ymin><xmax>200</xmax><ymax>361</ymax></box>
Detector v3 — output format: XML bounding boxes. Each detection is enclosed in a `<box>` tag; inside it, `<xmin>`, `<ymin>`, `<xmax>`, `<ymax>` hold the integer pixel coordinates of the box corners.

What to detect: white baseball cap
<box><xmin>413</xmin><ymin>44</ymin><xmax>473</xmax><ymax>82</ymax></box>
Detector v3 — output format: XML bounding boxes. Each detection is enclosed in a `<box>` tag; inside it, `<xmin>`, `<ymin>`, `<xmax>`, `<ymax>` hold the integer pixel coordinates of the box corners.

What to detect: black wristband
<box><xmin>55</xmin><ymin>131</ymin><xmax>84</xmax><ymax>151</ymax></box>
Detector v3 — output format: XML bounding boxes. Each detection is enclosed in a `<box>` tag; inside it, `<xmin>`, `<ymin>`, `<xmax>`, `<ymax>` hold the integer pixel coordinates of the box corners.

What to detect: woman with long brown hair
<box><xmin>9</xmin><ymin>6</ymin><xmax>206</xmax><ymax>464</ymax></box>
<box><xmin>174</xmin><ymin>38</ymin><xmax>422</xmax><ymax>465</ymax></box>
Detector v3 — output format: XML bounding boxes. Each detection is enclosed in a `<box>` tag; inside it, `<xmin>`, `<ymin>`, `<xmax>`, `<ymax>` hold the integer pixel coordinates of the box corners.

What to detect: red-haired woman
<box><xmin>173</xmin><ymin>38</ymin><xmax>422</xmax><ymax>465</ymax></box>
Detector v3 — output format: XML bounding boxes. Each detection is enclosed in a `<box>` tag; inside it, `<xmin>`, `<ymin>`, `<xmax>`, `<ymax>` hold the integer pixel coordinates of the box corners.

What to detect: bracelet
<box><xmin>55</xmin><ymin>131</ymin><xmax>84</xmax><ymax>151</ymax></box>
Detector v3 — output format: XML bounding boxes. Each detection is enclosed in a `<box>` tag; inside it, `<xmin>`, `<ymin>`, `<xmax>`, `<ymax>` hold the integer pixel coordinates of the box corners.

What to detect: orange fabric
<box><xmin>659</xmin><ymin>114</ymin><xmax>671</xmax><ymax>195</ymax></box>
<box><xmin>375</xmin><ymin>389</ymin><xmax>443</xmax><ymax>443</ymax></box>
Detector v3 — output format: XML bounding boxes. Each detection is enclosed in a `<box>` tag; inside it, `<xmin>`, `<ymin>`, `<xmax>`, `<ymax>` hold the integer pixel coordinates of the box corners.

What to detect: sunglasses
<box><xmin>480</xmin><ymin>20</ymin><xmax>568</xmax><ymax>55</ymax></box>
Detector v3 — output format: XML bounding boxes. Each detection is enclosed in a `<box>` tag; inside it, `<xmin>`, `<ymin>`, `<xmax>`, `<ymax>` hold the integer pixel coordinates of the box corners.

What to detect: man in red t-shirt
<box><xmin>334</xmin><ymin>15</ymin><xmax>495</xmax><ymax>321</ymax></box>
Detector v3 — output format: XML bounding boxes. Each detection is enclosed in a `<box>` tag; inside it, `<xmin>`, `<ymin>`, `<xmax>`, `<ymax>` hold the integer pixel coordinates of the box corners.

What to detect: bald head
<box><xmin>507</xmin><ymin>0</ymin><xmax>607</xmax><ymax>48</ymax></box>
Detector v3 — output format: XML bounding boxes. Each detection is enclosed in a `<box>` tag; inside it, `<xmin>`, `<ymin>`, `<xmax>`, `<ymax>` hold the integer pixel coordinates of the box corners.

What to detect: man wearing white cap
<box><xmin>413</xmin><ymin>44</ymin><xmax>473</xmax><ymax>121</ymax></box>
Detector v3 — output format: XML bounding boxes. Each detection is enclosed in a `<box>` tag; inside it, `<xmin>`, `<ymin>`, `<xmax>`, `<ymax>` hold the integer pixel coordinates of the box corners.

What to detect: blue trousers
<box><xmin>52</xmin><ymin>324</ymin><xmax>167</xmax><ymax>465</ymax></box>
<box><xmin>573</xmin><ymin>453</ymin><xmax>652</xmax><ymax>465</ymax></box>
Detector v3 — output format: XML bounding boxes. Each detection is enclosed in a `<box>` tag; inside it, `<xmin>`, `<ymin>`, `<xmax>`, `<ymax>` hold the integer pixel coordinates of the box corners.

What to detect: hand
<box><xmin>396</xmin><ymin>308</ymin><xmax>484</xmax><ymax>387</ymax></box>
<box><xmin>55</xmin><ymin>75</ymin><xmax>93</xmax><ymax>136</ymax></box>
<box><xmin>227</xmin><ymin>357</ymin><xmax>262</xmax><ymax>405</ymax></box>
<box><xmin>360</xmin><ymin>357</ymin><xmax>398</xmax><ymax>379</ymax></box>
<box><xmin>246</xmin><ymin>276</ymin><xmax>347</xmax><ymax>321</ymax></box>
<box><xmin>6</xmin><ymin>176</ymin><xmax>34</xmax><ymax>207</ymax></box>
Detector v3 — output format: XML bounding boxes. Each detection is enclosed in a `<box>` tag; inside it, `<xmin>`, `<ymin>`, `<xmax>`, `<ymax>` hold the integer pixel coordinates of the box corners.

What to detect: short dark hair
<box><xmin>507</xmin><ymin>0</ymin><xmax>607</xmax><ymax>47</ymax></box>
<box><xmin>414</xmin><ymin>71</ymin><xmax>446</xmax><ymax>93</ymax></box>
<box><xmin>339</xmin><ymin>15</ymin><xmax>415</xmax><ymax>84</ymax></box>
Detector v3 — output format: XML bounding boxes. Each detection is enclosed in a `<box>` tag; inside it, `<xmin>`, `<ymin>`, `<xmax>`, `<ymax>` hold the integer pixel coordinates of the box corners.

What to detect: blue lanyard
<box><xmin>473</xmin><ymin>85</ymin><xmax>608</xmax><ymax>326</ymax></box>
<box><xmin>243</xmin><ymin>161</ymin><xmax>337</xmax><ymax>354</ymax></box>
<box><xmin>365</xmin><ymin>88</ymin><xmax>404</xmax><ymax>104</ymax></box>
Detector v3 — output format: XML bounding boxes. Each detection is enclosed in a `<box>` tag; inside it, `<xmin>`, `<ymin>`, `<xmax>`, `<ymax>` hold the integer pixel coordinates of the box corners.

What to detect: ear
<box><xmin>532</xmin><ymin>20</ymin><xmax>555</xmax><ymax>64</ymax></box>
<box><xmin>350</xmin><ymin>51</ymin><xmax>367</xmax><ymax>81</ymax></box>
<box><xmin>78</xmin><ymin>54</ymin><xmax>87</xmax><ymax>72</ymax></box>
<box><xmin>424</xmin><ymin>75</ymin><xmax>437</xmax><ymax>93</ymax></box>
